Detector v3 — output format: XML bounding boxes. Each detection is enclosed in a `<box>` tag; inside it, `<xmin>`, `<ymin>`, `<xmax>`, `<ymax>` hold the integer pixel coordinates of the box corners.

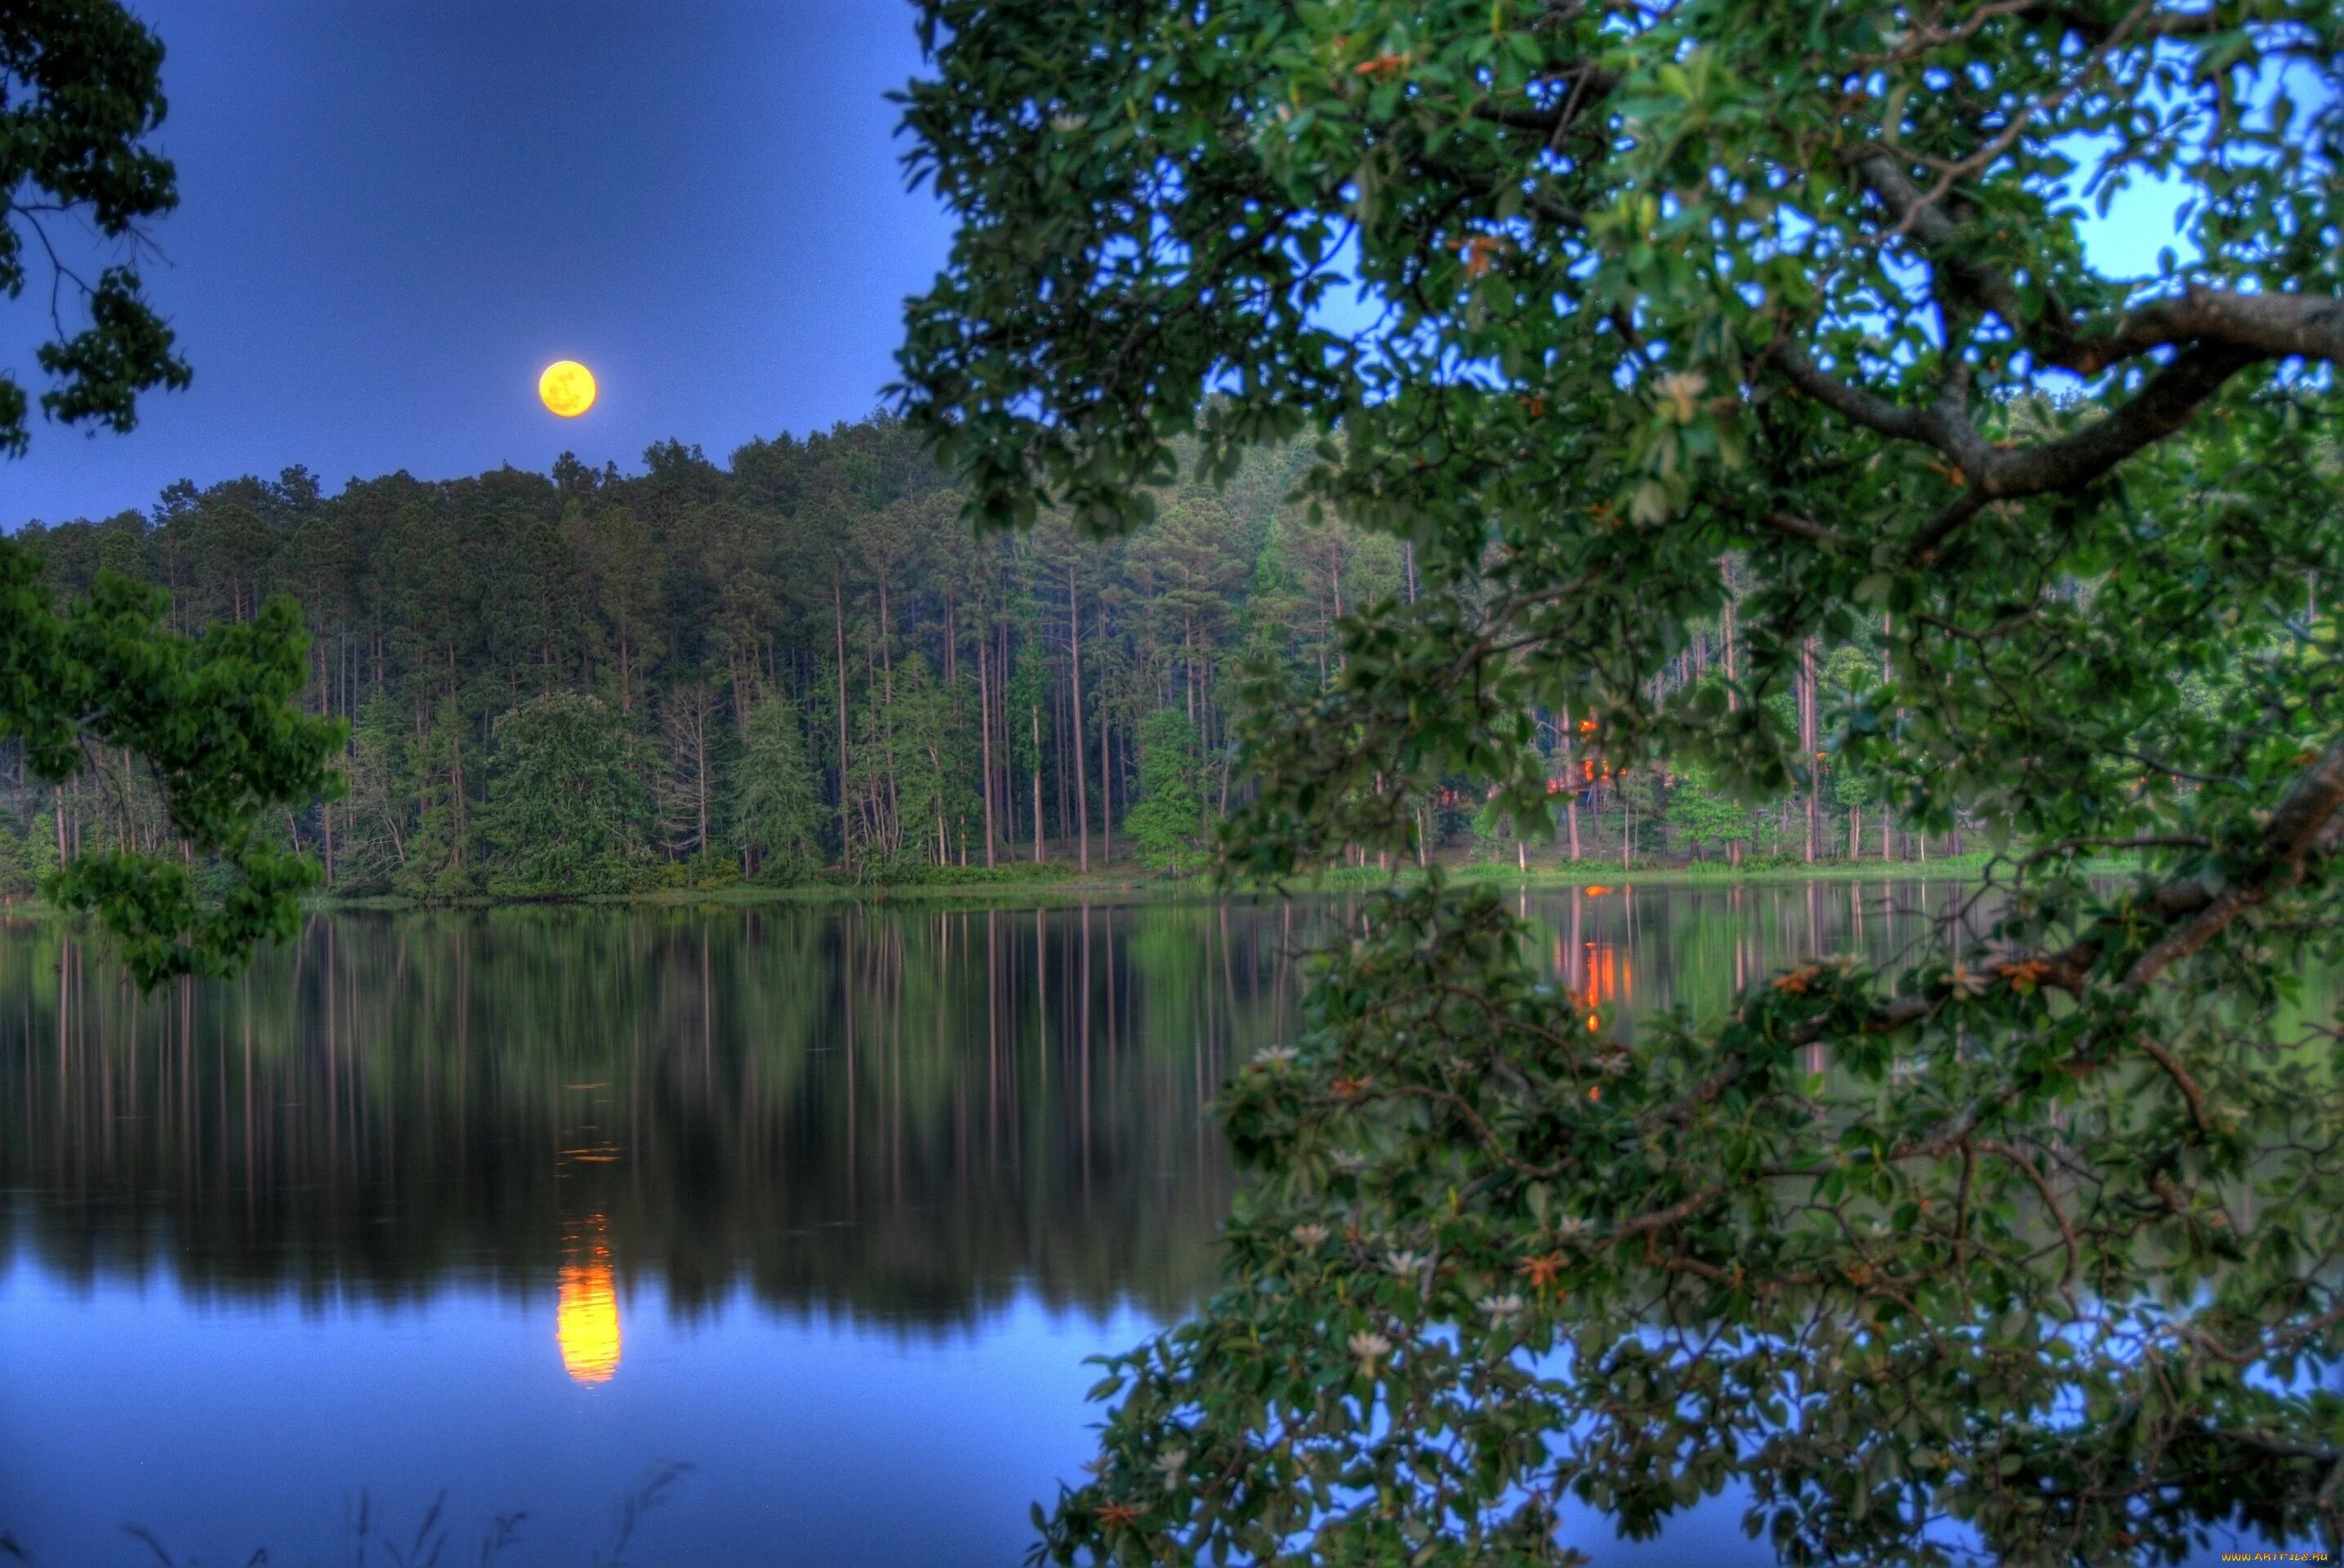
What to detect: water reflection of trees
<box><xmin>0</xmin><ymin>901</ymin><xmax>1304</xmax><ymax>1330</ymax></box>
<box><xmin>0</xmin><ymin>884</ymin><xmax>1992</xmax><ymax>1334</ymax></box>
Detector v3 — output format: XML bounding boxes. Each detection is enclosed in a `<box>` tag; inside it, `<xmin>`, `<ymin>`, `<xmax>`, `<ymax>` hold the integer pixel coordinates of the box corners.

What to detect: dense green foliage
<box><xmin>14</xmin><ymin>421</ymin><xmax>1978</xmax><ymax>902</ymax></box>
<box><xmin>479</xmin><ymin>692</ymin><xmax>648</xmax><ymax>893</ymax></box>
<box><xmin>9</xmin><ymin>427</ymin><xmax>1322</xmax><ymax>893</ymax></box>
<box><xmin>1</xmin><ymin>2</ymin><xmax>335</xmax><ymax>982</ymax></box>
<box><xmin>899</xmin><ymin>0</ymin><xmax>2344</xmax><ymax>1561</ymax></box>
<box><xmin>736</xmin><ymin>686</ymin><xmax>828</xmax><ymax>875</ymax></box>
<box><xmin>1125</xmin><ymin>709</ymin><xmax>1210</xmax><ymax>872</ymax></box>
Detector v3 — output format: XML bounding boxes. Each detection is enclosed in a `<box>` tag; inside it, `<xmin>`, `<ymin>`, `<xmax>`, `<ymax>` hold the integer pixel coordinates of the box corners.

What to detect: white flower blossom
<box><xmin>1385</xmin><ymin>1249</ymin><xmax>1427</xmax><ymax>1278</ymax></box>
<box><xmin>1253</xmin><ymin>1045</ymin><xmax>1299</xmax><ymax>1067</ymax></box>
<box><xmin>1155</xmin><ymin>1448</ymin><xmax>1189</xmax><ymax>1484</ymax></box>
<box><xmin>1290</xmin><ymin>1223</ymin><xmax>1331</xmax><ymax>1249</ymax></box>
<box><xmin>1478</xmin><ymin>1291</ymin><xmax>1526</xmax><ymax>1325</ymax></box>
<box><xmin>1348</xmin><ymin>1330</ymin><xmax>1393</xmax><ymax>1370</ymax></box>
<box><xmin>1656</xmin><ymin>370</ymin><xmax>1709</xmax><ymax>423</ymax></box>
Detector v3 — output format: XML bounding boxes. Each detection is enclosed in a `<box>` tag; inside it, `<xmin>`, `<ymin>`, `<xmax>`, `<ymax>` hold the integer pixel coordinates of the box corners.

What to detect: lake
<box><xmin>0</xmin><ymin>880</ymin><xmax>2134</xmax><ymax>1565</ymax></box>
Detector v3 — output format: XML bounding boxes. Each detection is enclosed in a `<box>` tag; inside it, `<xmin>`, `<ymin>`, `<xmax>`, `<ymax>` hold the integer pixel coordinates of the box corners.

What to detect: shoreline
<box><xmin>0</xmin><ymin>852</ymin><xmax>2145</xmax><ymax>925</ymax></box>
<box><xmin>305</xmin><ymin>852</ymin><xmax>2038</xmax><ymax>914</ymax></box>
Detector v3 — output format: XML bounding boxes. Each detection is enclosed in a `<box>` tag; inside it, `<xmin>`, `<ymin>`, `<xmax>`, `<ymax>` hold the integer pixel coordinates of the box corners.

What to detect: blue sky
<box><xmin>2</xmin><ymin>0</ymin><xmax>953</xmax><ymax>527</ymax></box>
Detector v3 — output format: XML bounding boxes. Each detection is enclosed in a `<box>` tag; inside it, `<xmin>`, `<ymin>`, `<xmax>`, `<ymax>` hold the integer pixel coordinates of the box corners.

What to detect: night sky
<box><xmin>2</xmin><ymin>0</ymin><xmax>950</xmax><ymax>527</ymax></box>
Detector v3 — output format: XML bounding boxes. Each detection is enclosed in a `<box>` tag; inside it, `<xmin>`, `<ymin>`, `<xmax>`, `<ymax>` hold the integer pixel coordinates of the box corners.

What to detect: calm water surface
<box><xmin>0</xmin><ymin>883</ymin><xmax>2046</xmax><ymax>1565</ymax></box>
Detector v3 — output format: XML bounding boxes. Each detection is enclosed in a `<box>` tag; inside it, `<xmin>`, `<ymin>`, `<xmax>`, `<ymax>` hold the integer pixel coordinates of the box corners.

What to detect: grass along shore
<box><xmin>305</xmin><ymin>848</ymin><xmax>2020</xmax><ymax>913</ymax></box>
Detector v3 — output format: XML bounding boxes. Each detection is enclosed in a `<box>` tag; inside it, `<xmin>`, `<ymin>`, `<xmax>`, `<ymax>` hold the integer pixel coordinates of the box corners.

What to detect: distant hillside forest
<box><xmin>2</xmin><ymin>416</ymin><xmax>1965</xmax><ymax>898</ymax></box>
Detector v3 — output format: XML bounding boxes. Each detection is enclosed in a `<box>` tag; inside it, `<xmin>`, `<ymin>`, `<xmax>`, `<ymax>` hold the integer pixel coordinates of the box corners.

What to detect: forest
<box><xmin>4</xmin><ymin>414</ymin><xmax>1964</xmax><ymax>899</ymax></box>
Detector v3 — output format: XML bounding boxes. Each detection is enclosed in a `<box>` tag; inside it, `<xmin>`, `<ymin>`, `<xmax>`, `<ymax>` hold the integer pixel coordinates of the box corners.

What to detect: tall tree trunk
<box><xmin>1054</xmin><ymin>671</ymin><xmax>1069</xmax><ymax>844</ymax></box>
<box><xmin>1560</xmin><ymin>702</ymin><xmax>1584</xmax><ymax>862</ymax></box>
<box><xmin>977</xmin><ymin>630</ymin><xmax>997</xmax><ymax>868</ymax></box>
<box><xmin>1069</xmin><ymin>577</ymin><xmax>1090</xmax><ymax>874</ymax></box>
<box><xmin>833</xmin><ymin>572</ymin><xmax>850</xmax><ymax>869</ymax></box>
<box><xmin>1184</xmin><ymin>617</ymin><xmax>1197</xmax><ymax>724</ymax></box>
<box><xmin>1622</xmin><ymin>781</ymin><xmax>1632</xmax><ymax>871</ymax></box>
<box><xmin>998</xmin><ymin>618</ymin><xmax>1012</xmax><ymax>849</ymax></box>
<box><xmin>1097</xmin><ymin>605</ymin><xmax>1112</xmax><ymax>868</ymax></box>
<box><xmin>442</xmin><ymin>669</ymin><xmax>468</xmax><ymax>869</ymax></box>
<box><xmin>695</xmin><ymin>698</ymin><xmax>709</xmax><ymax>856</ymax></box>
<box><xmin>1800</xmin><ymin>637</ymin><xmax>1819</xmax><ymax>864</ymax></box>
<box><xmin>1031</xmin><ymin>700</ymin><xmax>1045</xmax><ymax>864</ymax></box>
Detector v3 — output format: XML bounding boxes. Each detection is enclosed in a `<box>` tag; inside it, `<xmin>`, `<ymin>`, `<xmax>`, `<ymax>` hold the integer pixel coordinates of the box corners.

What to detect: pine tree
<box><xmin>479</xmin><ymin>693</ymin><xmax>648</xmax><ymax>893</ymax></box>
<box><xmin>733</xmin><ymin>685</ymin><xmax>824</xmax><ymax>875</ymax></box>
<box><xmin>1124</xmin><ymin>709</ymin><xmax>1207</xmax><ymax>874</ymax></box>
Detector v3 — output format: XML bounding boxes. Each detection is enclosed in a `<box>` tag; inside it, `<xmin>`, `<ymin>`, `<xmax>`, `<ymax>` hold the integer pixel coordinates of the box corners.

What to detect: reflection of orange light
<box><xmin>1584</xmin><ymin>884</ymin><xmax>1611</xmax><ymax>897</ymax></box>
<box><xmin>557</xmin><ymin>1218</ymin><xmax>622</xmax><ymax>1384</ymax></box>
<box><xmin>1578</xmin><ymin>944</ymin><xmax>1631</xmax><ymax>1013</ymax></box>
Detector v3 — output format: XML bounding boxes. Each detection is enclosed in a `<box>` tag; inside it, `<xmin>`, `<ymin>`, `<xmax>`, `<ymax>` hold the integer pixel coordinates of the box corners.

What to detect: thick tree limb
<box><xmin>2054</xmin><ymin>287</ymin><xmax>2344</xmax><ymax>376</ymax></box>
<box><xmin>1859</xmin><ymin>137</ymin><xmax>2344</xmax><ymax>378</ymax></box>
<box><xmin>1913</xmin><ymin>342</ymin><xmax>2262</xmax><ymax>555</ymax></box>
<box><xmin>2119</xmin><ymin>734</ymin><xmax>2344</xmax><ymax>985</ymax></box>
<box><xmin>1775</xmin><ymin>337</ymin><xmax>2262</xmax><ymax>559</ymax></box>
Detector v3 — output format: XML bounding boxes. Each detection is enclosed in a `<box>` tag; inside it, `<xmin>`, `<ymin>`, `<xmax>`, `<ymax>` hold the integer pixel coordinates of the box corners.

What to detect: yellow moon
<box><xmin>538</xmin><ymin>360</ymin><xmax>597</xmax><ymax>417</ymax></box>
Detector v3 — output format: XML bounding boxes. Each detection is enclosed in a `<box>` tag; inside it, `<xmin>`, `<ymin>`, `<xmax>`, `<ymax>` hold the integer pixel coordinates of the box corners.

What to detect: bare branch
<box><xmin>2132</xmin><ymin>1032</ymin><xmax>2213</xmax><ymax>1138</ymax></box>
<box><xmin>1887</xmin><ymin>0</ymin><xmax>2158</xmax><ymax>239</ymax></box>
<box><xmin>1980</xmin><ymin>1137</ymin><xmax>2082</xmax><ymax>1298</ymax></box>
<box><xmin>1851</xmin><ymin>151</ymin><xmax>2043</xmax><ymax>338</ymax></box>
<box><xmin>1758</xmin><ymin>510</ymin><xmax>1852</xmax><ymax>548</ymax></box>
<box><xmin>1771</xmin><ymin>345</ymin><xmax>1939</xmax><ymax>443</ymax></box>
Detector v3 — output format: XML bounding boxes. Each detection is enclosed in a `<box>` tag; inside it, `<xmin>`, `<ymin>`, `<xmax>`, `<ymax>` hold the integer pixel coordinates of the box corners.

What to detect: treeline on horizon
<box><xmin>0</xmin><ymin>415</ymin><xmax>1967</xmax><ymax>899</ymax></box>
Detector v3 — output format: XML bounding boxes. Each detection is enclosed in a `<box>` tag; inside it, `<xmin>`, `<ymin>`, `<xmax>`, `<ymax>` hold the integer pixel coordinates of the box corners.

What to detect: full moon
<box><xmin>538</xmin><ymin>360</ymin><xmax>597</xmax><ymax>418</ymax></box>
